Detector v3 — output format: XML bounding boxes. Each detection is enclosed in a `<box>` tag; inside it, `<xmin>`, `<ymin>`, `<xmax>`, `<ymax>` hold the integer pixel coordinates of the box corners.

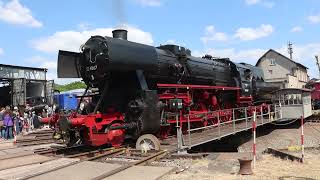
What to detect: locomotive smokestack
<box><xmin>112</xmin><ymin>29</ymin><xmax>127</xmax><ymax>40</ymax></box>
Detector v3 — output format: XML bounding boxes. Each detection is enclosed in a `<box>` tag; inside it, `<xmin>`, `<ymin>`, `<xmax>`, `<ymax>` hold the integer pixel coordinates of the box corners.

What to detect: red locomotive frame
<box><xmin>43</xmin><ymin>83</ymin><xmax>267</xmax><ymax>147</ymax></box>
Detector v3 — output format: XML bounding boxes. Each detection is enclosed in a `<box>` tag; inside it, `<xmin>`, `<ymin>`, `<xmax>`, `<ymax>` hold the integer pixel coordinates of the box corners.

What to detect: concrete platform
<box><xmin>29</xmin><ymin>161</ymin><xmax>122</xmax><ymax>180</ymax></box>
<box><xmin>16</xmin><ymin>160</ymin><xmax>175</xmax><ymax>180</ymax></box>
<box><xmin>0</xmin><ymin>143</ymin><xmax>62</xmax><ymax>156</ymax></box>
<box><xmin>0</xmin><ymin>150</ymin><xmax>34</xmax><ymax>160</ymax></box>
<box><xmin>0</xmin><ymin>158</ymin><xmax>78</xmax><ymax>179</ymax></box>
<box><xmin>0</xmin><ymin>154</ymin><xmax>55</xmax><ymax>170</ymax></box>
<box><xmin>105</xmin><ymin>165</ymin><xmax>175</xmax><ymax>180</ymax></box>
<box><xmin>0</xmin><ymin>139</ymin><xmax>14</xmax><ymax>150</ymax></box>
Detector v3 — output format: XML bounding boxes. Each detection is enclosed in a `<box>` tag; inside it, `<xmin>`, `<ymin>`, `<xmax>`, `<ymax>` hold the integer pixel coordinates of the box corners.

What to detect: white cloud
<box><xmin>234</xmin><ymin>24</ymin><xmax>274</xmax><ymax>41</ymax></box>
<box><xmin>290</xmin><ymin>26</ymin><xmax>303</xmax><ymax>33</ymax></box>
<box><xmin>25</xmin><ymin>56</ymin><xmax>57</xmax><ymax>70</ymax></box>
<box><xmin>32</xmin><ymin>24</ymin><xmax>153</xmax><ymax>53</ymax></box>
<box><xmin>201</xmin><ymin>24</ymin><xmax>274</xmax><ymax>44</ymax></box>
<box><xmin>194</xmin><ymin>42</ymin><xmax>320</xmax><ymax>79</ymax></box>
<box><xmin>135</xmin><ymin>0</ymin><xmax>162</xmax><ymax>7</ymax></box>
<box><xmin>0</xmin><ymin>0</ymin><xmax>42</xmax><ymax>27</ymax></box>
<box><xmin>245</xmin><ymin>0</ymin><xmax>274</xmax><ymax>8</ymax></box>
<box><xmin>200</xmin><ymin>25</ymin><xmax>228</xmax><ymax>43</ymax></box>
<box><xmin>193</xmin><ymin>48</ymin><xmax>265</xmax><ymax>65</ymax></box>
<box><xmin>308</xmin><ymin>14</ymin><xmax>320</xmax><ymax>24</ymax></box>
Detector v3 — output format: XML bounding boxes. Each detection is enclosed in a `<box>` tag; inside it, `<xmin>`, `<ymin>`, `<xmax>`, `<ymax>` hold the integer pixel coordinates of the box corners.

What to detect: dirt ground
<box><xmin>160</xmin><ymin>122</ymin><xmax>320</xmax><ymax>180</ymax></box>
<box><xmin>160</xmin><ymin>150</ymin><xmax>320</xmax><ymax>180</ymax></box>
<box><xmin>238</xmin><ymin>122</ymin><xmax>320</xmax><ymax>153</ymax></box>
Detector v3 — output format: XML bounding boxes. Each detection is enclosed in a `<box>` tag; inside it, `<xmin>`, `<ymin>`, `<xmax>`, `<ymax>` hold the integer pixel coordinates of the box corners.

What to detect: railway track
<box><xmin>16</xmin><ymin>139</ymin><xmax>59</xmax><ymax>147</ymax></box>
<box><xmin>16</xmin><ymin>146</ymin><xmax>167</xmax><ymax>179</ymax></box>
<box><xmin>14</xmin><ymin>129</ymin><xmax>61</xmax><ymax>147</ymax></box>
<box><xmin>1</xmin><ymin>129</ymin><xmax>170</xmax><ymax>179</ymax></box>
<box><xmin>17</xmin><ymin>147</ymin><xmax>126</xmax><ymax>180</ymax></box>
<box><xmin>24</xmin><ymin>130</ymin><xmax>54</xmax><ymax>138</ymax></box>
<box><xmin>92</xmin><ymin>150</ymin><xmax>168</xmax><ymax>180</ymax></box>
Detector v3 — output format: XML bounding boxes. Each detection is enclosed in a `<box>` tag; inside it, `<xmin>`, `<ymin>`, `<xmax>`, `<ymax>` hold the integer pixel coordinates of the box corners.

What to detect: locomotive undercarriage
<box><xmin>53</xmin><ymin>71</ymin><xmax>268</xmax><ymax>150</ymax></box>
<box><xmin>50</xmin><ymin>29</ymin><xmax>277</xmax><ymax>150</ymax></box>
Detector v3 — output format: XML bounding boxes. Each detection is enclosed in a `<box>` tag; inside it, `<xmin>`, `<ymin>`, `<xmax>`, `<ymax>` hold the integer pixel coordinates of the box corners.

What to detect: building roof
<box><xmin>0</xmin><ymin>63</ymin><xmax>47</xmax><ymax>71</ymax></box>
<box><xmin>255</xmin><ymin>49</ymin><xmax>307</xmax><ymax>69</ymax></box>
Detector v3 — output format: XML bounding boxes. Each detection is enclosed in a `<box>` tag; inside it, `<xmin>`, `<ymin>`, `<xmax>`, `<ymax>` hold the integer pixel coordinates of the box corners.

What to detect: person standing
<box><xmin>0</xmin><ymin>107</ymin><xmax>5</xmax><ymax>139</ymax></box>
<box><xmin>28</xmin><ymin>111</ymin><xmax>34</xmax><ymax>131</ymax></box>
<box><xmin>13</xmin><ymin>107</ymin><xmax>21</xmax><ymax>135</ymax></box>
<box><xmin>33</xmin><ymin>112</ymin><xmax>41</xmax><ymax>129</ymax></box>
<box><xmin>47</xmin><ymin>106</ymin><xmax>53</xmax><ymax>117</ymax></box>
<box><xmin>3</xmin><ymin>109</ymin><xmax>13</xmax><ymax>140</ymax></box>
<box><xmin>19</xmin><ymin>114</ymin><xmax>24</xmax><ymax>133</ymax></box>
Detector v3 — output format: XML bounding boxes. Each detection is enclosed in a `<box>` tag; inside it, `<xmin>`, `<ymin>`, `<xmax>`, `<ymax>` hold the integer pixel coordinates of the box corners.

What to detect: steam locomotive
<box><xmin>55</xmin><ymin>29</ymin><xmax>278</xmax><ymax>149</ymax></box>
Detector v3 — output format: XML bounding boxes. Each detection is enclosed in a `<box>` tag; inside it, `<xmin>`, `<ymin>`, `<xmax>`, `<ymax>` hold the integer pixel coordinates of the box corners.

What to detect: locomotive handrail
<box><xmin>179</xmin><ymin>104</ymin><xmax>283</xmax><ymax>151</ymax></box>
<box><xmin>157</xmin><ymin>83</ymin><xmax>241</xmax><ymax>90</ymax></box>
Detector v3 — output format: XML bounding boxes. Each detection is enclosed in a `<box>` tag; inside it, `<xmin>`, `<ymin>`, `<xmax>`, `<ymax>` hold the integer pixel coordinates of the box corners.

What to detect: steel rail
<box><xmin>20</xmin><ymin>148</ymin><xmax>126</xmax><ymax>180</ymax></box>
<box><xmin>92</xmin><ymin>150</ymin><xmax>168</xmax><ymax>180</ymax></box>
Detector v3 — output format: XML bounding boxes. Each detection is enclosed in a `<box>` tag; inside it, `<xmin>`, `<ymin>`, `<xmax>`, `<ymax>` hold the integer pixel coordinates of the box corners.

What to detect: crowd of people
<box><xmin>0</xmin><ymin>105</ymin><xmax>52</xmax><ymax>140</ymax></box>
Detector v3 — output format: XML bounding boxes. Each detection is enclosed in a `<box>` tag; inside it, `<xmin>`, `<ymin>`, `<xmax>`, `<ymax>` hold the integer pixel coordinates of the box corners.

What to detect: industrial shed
<box><xmin>0</xmin><ymin>64</ymin><xmax>54</xmax><ymax>108</ymax></box>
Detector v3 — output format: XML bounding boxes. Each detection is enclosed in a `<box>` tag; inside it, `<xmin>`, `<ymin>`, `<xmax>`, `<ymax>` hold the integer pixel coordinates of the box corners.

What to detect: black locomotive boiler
<box><xmin>56</xmin><ymin>29</ymin><xmax>278</xmax><ymax>149</ymax></box>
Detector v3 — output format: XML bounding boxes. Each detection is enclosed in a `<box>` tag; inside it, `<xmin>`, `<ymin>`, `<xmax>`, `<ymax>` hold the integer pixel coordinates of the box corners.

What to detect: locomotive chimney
<box><xmin>112</xmin><ymin>29</ymin><xmax>127</xmax><ymax>40</ymax></box>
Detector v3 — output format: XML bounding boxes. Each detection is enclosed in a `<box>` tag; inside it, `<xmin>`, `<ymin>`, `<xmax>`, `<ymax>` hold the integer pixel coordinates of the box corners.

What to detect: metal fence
<box><xmin>176</xmin><ymin>104</ymin><xmax>282</xmax><ymax>151</ymax></box>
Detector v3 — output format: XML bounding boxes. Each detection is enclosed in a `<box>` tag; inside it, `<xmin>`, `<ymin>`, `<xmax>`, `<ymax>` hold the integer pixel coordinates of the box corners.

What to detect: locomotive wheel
<box><xmin>136</xmin><ymin>134</ymin><xmax>160</xmax><ymax>151</ymax></box>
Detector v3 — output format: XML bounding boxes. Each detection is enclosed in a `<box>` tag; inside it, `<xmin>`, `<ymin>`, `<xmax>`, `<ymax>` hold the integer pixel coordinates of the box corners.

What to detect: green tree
<box><xmin>55</xmin><ymin>81</ymin><xmax>86</xmax><ymax>92</ymax></box>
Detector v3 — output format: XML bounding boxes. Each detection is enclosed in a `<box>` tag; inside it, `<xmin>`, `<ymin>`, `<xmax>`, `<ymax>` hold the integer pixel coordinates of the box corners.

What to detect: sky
<box><xmin>0</xmin><ymin>0</ymin><xmax>320</xmax><ymax>84</ymax></box>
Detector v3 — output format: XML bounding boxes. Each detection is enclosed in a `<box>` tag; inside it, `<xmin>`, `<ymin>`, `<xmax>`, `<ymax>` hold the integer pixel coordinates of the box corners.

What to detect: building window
<box><xmin>269</xmin><ymin>58</ymin><xmax>276</xmax><ymax>66</ymax></box>
<box><xmin>268</xmin><ymin>70</ymin><xmax>273</xmax><ymax>74</ymax></box>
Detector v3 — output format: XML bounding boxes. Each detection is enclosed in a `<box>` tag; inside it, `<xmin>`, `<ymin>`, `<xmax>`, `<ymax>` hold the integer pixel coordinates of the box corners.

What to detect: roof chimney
<box><xmin>112</xmin><ymin>29</ymin><xmax>127</xmax><ymax>40</ymax></box>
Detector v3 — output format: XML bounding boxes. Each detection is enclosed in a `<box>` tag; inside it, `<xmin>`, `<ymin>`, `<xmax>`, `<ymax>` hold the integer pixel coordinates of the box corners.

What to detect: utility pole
<box><xmin>315</xmin><ymin>55</ymin><xmax>320</xmax><ymax>78</ymax></box>
<box><xmin>288</xmin><ymin>42</ymin><xmax>293</xmax><ymax>60</ymax></box>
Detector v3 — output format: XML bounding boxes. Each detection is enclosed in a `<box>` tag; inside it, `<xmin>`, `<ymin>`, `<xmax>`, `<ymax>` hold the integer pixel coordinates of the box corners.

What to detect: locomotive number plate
<box><xmin>86</xmin><ymin>65</ymin><xmax>97</xmax><ymax>71</ymax></box>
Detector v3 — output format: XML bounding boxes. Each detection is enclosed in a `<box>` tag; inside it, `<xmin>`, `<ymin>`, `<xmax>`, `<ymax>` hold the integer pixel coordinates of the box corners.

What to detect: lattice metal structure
<box><xmin>46</xmin><ymin>80</ymin><xmax>55</xmax><ymax>105</ymax></box>
<box><xmin>12</xmin><ymin>78</ymin><xmax>26</xmax><ymax>106</ymax></box>
<box><xmin>0</xmin><ymin>64</ymin><xmax>54</xmax><ymax>107</ymax></box>
<box><xmin>0</xmin><ymin>64</ymin><xmax>47</xmax><ymax>80</ymax></box>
